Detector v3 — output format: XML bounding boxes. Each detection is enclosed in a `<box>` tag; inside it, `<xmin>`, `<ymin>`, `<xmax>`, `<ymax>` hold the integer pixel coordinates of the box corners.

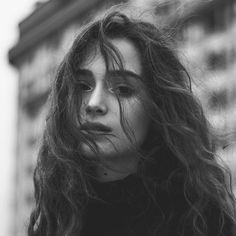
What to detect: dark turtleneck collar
<box><xmin>89</xmin><ymin>174</ymin><xmax>148</xmax><ymax>204</ymax></box>
<box><xmin>81</xmin><ymin>173</ymin><xmax>234</xmax><ymax>236</ymax></box>
<box><xmin>81</xmin><ymin>174</ymin><xmax>165</xmax><ymax>236</ymax></box>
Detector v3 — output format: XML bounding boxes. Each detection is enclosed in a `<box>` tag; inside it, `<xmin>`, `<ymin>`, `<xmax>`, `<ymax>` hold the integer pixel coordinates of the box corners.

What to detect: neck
<box><xmin>96</xmin><ymin>157</ymin><xmax>138</xmax><ymax>182</ymax></box>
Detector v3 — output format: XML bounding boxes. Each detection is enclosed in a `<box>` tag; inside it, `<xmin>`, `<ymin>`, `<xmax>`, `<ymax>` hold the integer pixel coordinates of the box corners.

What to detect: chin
<box><xmin>80</xmin><ymin>141</ymin><xmax>129</xmax><ymax>160</ymax></box>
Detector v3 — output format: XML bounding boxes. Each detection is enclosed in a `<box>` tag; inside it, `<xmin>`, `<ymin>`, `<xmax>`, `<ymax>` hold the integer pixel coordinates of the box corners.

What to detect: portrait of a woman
<box><xmin>28</xmin><ymin>6</ymin><xmax>236</xmax><ymax>236</ymax></box>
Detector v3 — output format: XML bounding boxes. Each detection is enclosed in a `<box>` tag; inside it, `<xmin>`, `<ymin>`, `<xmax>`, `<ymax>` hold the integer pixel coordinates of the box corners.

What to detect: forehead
<box><xmin>80</xmin><ymin>38</ymin><xmax>142</xmax><ymax>75</ymax></box>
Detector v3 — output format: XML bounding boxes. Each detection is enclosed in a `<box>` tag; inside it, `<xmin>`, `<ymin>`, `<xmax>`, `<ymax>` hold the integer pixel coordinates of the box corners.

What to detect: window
<box><xmin>207</xmin><ymin>50</ymin><xmax>227</xmax><ymax>70</ymax></box>
<box><xmin>208</xmin><ymin>89</ymin><xmax>228</xmax><ymax>110</ymax></box>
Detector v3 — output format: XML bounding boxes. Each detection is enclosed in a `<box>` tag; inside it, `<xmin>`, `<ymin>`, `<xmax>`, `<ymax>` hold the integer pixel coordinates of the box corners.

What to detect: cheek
<box><xmin>123</xmin><ymin>100</ymin><xmax>150</xmax><ymax>143</ymax></box>
<box><xmin>79</xmin><ymin>96</ymin><xmax>89</xmax><ymax>120</ymax></box>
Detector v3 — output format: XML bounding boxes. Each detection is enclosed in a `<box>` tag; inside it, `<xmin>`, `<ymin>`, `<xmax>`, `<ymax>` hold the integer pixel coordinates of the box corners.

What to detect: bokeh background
<box><xmin>1</xmin><ymin>0</ymin><xmax>236</xmax><ymax>235</ymax></box>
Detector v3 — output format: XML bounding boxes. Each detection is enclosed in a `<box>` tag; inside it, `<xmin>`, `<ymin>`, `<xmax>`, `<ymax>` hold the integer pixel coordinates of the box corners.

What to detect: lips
<box><xmin>80</xmin><ymin>122</ymin><xmax>112</xmax><ymax>133</ymax></box>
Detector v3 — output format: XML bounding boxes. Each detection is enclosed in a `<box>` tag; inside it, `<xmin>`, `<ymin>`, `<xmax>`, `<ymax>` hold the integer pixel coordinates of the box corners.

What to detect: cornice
<box><xmin>8</xmin><ymin>0</ymin><xmax>103</xmax><ymax>66</ymax></box>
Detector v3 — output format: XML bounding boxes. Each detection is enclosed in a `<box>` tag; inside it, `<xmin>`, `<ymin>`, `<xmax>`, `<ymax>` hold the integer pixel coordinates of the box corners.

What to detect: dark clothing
<box><xmin>80</xmin><ymin>174</ymin><xmax>234</xmax><ymax>236</ymax></box>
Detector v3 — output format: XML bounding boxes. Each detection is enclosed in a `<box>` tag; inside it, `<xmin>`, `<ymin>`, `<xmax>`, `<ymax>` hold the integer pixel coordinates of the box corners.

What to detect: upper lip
<box><xmin>80</xmin><ymin>122</ymin><xmax>112</xmax><ymax>133</ymax></box>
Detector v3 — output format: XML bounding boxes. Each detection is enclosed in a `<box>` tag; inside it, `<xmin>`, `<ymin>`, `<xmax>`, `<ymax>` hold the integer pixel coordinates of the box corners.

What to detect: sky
<box><xmin>0</xmin><ymin>1</ymin><xmax>39</xmax><ymax>235</ymax></box>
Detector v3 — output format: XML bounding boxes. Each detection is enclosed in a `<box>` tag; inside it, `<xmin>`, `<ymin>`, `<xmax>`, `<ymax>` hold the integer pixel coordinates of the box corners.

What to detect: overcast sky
<box><xmin>0</xmin><ymin>1</ymin><xmax>39</xmax><ymax>235</ymax></box>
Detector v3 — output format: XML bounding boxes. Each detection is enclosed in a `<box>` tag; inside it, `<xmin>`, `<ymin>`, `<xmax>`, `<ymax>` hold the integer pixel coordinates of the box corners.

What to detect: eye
<box><xmin>111</xmin><ymin>85</ymin><xmax>134</xmax><ymax>97</ymax></box>
<box><xmin>78</xmin><ymin>81</ymin><xmax>92</xmax><ymax>92</ymax></box>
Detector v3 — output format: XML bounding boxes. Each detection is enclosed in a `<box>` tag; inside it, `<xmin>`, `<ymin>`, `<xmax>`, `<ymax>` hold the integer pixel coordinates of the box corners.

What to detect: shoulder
<box><xmin>150</xmin><ymin>176</ymin><xmax>235</xmax><ymax>236</ymax></box>
<box><xmin>205</xmin><ymin>202</ymin><xmax>235</xmax><ymax>236</ymax></box>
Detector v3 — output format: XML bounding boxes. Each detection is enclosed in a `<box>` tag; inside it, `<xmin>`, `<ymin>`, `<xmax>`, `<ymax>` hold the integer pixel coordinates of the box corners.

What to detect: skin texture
<box><xmin>79</xmin><ymin>38</ymin><xmax>150</xmax><ymax>181</ymax></box>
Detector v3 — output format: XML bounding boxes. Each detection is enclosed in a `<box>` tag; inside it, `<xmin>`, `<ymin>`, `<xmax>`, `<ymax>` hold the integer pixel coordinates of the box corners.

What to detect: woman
<box><xmin>28</xmin><ymin>7</ymin><xmax>236</xmax><ymax>236</ymax></box>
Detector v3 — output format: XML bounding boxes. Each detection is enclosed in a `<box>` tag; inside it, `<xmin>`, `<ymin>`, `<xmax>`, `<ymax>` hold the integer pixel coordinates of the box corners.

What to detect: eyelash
<box><xmin>78</xmin><ymin>81</ymin><xmax>92</xmax><ymax>92</ymax></box>
<box><xmin>77</xmin><ymin>81</ymin><xmax>134</xmax><ymax>98</ymax></box>
<box><xmin>109</xmin><ymin>85</ymin><xmax>134</xmax><ymax>97</ymax></box>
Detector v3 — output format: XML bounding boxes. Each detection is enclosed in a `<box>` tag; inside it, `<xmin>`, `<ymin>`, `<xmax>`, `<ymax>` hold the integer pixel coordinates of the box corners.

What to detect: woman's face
<box><xmin>79</xmin><ymin>38</ymin><xmax>150</xmax><ymax>162</ymax></box>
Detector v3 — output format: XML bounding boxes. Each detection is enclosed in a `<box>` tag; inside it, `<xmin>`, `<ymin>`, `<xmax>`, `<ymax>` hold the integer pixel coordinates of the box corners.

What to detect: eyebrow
<box><xmin>77</xmin><ymin>69</ymin><xmax>142</xmax><ymax>81</ymax></box>
<box><xmin>107</xmin><ymin>70</ymin><xmax>142</xmax><ymax>81</ymax></box>
<box><xmin>77</xmin><ymin>69</ymin><xmax>93</xmax><ymax>78</ymax></box>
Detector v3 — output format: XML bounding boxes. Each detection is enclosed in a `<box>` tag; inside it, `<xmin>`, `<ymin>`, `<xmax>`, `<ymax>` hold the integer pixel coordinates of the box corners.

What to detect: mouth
<box><xmin>80</xmin><ymin>122</ymin><xmax>112</xmax><ymax>134</ymax></box>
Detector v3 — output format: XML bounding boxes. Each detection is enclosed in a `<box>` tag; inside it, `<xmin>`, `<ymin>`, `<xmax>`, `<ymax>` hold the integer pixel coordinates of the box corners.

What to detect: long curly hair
<box><xmin>28</xmin><ymin>6</ymin><xmax>236</xmax><ymax>236</ymax></box>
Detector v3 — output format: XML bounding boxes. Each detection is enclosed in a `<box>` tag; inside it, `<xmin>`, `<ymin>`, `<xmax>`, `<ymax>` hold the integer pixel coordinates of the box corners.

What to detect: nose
<box><xmin>85</xmin><ymin>85</ymin><xmax>108</xmax><ymax>116</ymax></box>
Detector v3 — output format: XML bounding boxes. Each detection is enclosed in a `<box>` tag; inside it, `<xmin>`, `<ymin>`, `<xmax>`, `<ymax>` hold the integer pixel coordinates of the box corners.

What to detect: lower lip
<box><xmin>81</xmin><ymin>130</ymin><xmax>111</xmax><ymax>137</ymax></box>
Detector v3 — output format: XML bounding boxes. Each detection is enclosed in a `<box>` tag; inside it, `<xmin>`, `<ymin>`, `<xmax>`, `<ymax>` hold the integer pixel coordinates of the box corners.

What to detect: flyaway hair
<box><xmin>28</xmin><ymin>5</ymin><xmax>236</xmax><ymax>236</ymax></box>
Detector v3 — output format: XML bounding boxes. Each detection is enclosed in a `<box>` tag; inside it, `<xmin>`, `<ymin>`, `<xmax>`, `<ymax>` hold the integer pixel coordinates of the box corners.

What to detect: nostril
<box><xmin>85</xmin><ymin>105</ymin><xmax>105</xmax><ymax>115</ymax></box>
<box><xmin>85</xmin><ymin>105</ymin><xmax>92</xmax><ymax>113</ymax></box>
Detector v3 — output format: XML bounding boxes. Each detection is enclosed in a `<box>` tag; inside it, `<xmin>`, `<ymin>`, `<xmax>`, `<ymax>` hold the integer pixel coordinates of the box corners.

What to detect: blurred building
<box><xmin>8</xmin><ymin>0</ymin><xmax>236</xmax><ymax>235</ymax></box>
<box><xmin>177</xmin><ymin>0</ymin><xmax>236</xmax><ymax>194</ymax></box>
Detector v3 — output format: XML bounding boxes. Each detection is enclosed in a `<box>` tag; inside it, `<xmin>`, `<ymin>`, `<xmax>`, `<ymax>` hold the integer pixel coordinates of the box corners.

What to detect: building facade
<box><xmin>178</xmin><ymin>0</ymin><xmax>236</xmax><ymax>193</ymax></box>
<box><xmin>8</xmin><ymin>0</ymin><xmax>236</xmax><ymax>235</ymax></box>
